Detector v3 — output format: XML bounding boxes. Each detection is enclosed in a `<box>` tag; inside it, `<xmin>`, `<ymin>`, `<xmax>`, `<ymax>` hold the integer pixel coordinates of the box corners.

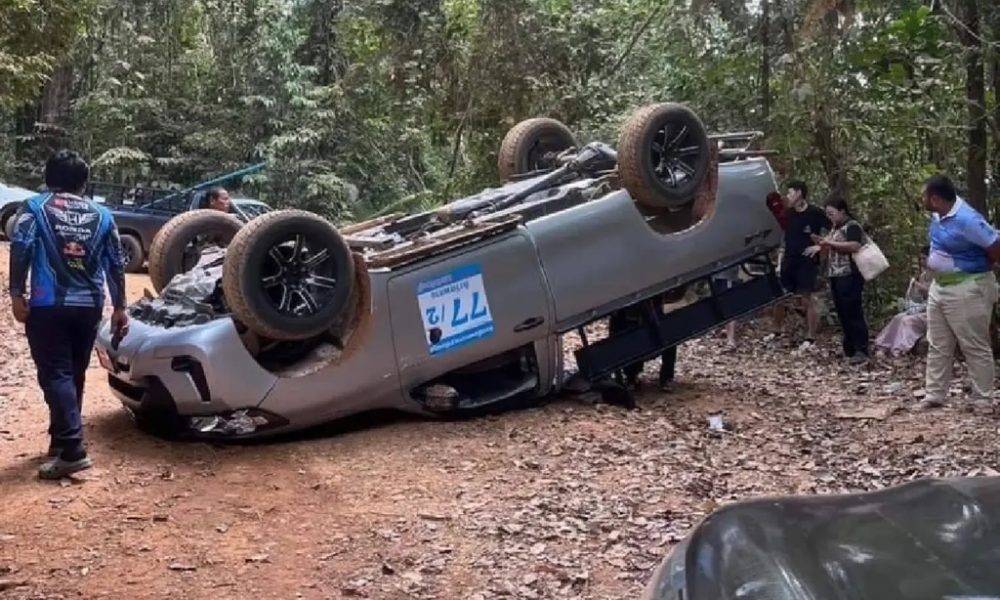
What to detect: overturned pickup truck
<box><xmin>94</xmin><ymin>102</ymin><xmax>787</xmax><ymax>439</ymax></box>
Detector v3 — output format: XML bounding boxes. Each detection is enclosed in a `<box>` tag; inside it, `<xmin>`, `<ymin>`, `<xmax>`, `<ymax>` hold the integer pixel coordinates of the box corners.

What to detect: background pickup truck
<box><xmin>0</xmin><ymin>163</ymin><xmax>272</xmax><ymax>272</ymax></box>
<box><xmin>98</xmin><ymin>189</ymin><xmax>272</xmax><ymax>272</ymax></box>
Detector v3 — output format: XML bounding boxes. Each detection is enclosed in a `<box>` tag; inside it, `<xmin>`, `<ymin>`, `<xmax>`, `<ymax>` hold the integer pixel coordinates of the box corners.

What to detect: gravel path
<box><xmin>1</xmin><ymin>243</ymin><xmax>997</xmax><ymax>599</ymax></box>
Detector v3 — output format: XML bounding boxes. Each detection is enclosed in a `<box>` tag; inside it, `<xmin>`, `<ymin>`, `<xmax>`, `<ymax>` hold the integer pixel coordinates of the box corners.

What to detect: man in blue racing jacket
<box><xmin>8</xmin><ymin>150</ymin><xmax>129</xmax><ymax>479</ymax></box>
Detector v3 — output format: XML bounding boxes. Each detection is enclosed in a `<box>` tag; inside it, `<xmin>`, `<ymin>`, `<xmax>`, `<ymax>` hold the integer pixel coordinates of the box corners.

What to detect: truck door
<box><xmin>387</xmin><ymin>230</ymin><xmax>552</xmax><ymax>395</ymax></box>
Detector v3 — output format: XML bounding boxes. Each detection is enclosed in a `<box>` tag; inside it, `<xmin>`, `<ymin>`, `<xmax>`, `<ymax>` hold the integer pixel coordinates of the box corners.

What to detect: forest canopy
<box><xmin>2</xmin><ymin>0</ymin><xmax>999</xmax><ymax>309</ymax></box>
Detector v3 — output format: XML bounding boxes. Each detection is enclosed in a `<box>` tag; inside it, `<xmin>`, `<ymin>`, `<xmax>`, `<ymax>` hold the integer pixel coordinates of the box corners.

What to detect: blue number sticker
<box><xmin>416</xmin><ymin>264</ymin><xmax>495</xmax><ymax>355</ymax></box>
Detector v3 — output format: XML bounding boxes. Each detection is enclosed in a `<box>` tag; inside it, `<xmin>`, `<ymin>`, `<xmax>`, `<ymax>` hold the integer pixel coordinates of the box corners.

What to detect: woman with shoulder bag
<box><xmin>804</xmin><ymin>196</ymin><xmax>871</xmax><ymax>365</ymax></box>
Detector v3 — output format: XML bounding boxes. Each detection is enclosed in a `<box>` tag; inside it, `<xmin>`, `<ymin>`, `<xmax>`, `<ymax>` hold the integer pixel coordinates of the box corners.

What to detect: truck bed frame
<box><xmin>574</xmin><ymin>251</ymin><xmax>785</xmax><ymax>385</ymax></box>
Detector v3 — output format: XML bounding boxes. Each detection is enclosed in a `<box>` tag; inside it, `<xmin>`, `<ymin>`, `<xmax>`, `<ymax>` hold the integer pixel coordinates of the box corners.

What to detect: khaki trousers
<box><xmin>925</xmin><ymin>273</ymin><xmax>998</xmax><ymax>402</ymax></box>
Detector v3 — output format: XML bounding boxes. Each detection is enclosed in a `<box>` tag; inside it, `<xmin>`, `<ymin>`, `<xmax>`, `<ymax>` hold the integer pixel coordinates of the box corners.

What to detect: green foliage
<box><xmin>0</xmin><ymin>0</ymin><xmax>93</xmax><ymax>109</ymax></box>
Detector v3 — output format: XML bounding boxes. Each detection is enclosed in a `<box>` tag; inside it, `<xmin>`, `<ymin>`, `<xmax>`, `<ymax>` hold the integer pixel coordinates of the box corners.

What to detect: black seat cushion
<box><xmin>683</xmin><ymin>477</ymin><xmax>1000</xmax><ymax>600</ymax></box>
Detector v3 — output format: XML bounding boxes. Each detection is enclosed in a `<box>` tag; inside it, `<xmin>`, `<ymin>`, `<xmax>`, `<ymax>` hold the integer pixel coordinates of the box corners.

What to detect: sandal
<box><xmin>38</xmin><ymin>456</ymin><xmax>93</xmax><ymax>480</ymax></box>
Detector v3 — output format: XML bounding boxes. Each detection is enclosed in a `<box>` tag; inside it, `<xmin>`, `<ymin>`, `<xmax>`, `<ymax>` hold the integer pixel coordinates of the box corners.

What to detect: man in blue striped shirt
<box><xmin>8</xmin><ymin>150</ymin><xmax>129</xmax><ymax>479</ymax></box>
<box><xmin>920</xmin><ymin>175</ymin><xmax>1000</xmax><ymax>411</ymax></box>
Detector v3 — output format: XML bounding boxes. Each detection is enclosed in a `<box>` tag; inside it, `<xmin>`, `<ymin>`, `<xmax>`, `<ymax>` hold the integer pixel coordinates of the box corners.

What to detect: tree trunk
<box><xmin>813</xmin><ymin>104</ymin><xmax>849</xmax><ymax>199</ymax></box>
<box><xmin>760</xmin><ymin>0</ymin><xmax>771</xmax><ymax>132</ymax></box>
<box><xmin>809</xmin><ymin>6</ymin><xmax>849</xmax><ymax>200</ymax></box>
<box><xmin>300</xmin><ymin>0</ymin><xmax>344</xmax><ymax>85</ymax></box>
<box><xmin>775</xmin><ymin>0</ymin><xmax>795</xmax><ymax>54</ymax></box>
<box><xmin>958</xmin><ymin>0</ymin><xmax>988</xmax><ymax>216</ymax></box>
<box><xmin>992</xmin><ymin>47</ymin><xmax>1000</xmax><ymax>219</ymax></box>
<box><xmin>38</xmin><ymin>64</ymin><xmax>73</xmax><ymax>126</ymax></box>
<box><xmin>988</xmin><ymin>2</ymin><xmax>1000</xmax><ymax>220</ymax></box>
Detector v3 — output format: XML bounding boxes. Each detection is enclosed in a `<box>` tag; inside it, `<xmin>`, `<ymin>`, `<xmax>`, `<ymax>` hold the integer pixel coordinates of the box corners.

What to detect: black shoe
<box><xmin>38</xmin><ymin>455</ymin><xmax>93</xmax><ymax>480</ymax></box>
<box><xmin>848</xmin><ymin>353</ymin><xmax>869</xmax><ymax>366</ymax></box>
<box><xmin>60</xmin><ymin>445</ymin><xmax>88</xmax><ymax>462</ymax></box>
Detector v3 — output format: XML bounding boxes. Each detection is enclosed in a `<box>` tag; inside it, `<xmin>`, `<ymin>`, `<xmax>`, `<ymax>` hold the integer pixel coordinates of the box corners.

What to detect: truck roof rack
<box><xmin>709</xmin><ymin>130</ymin><xmax>778</xmax><ymax>161</ymax></box>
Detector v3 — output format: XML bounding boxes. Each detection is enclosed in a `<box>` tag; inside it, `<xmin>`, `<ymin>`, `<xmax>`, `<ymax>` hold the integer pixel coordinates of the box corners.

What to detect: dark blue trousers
<box><xmin>25</xmin><ymin>306</ymin><xmax>102</xmax><ymax>457</ymax></box>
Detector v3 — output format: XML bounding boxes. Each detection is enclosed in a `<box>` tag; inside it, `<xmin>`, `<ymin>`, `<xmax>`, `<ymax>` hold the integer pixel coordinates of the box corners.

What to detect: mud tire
<box><xmin>617</xmin><ymin>103</ymin><xmax>711</xmax><ymax>209</ymax></box>
<box><xmin>148</xmin><ymin>210</ymin><xmax>242</xmax><ymax>292</ymax></box>
<box><xmin>222</xmin><ymin>210</ymin><xmax>356</xmax><ymax>342</ymax></box>
<box><xmin>497</xmin><ymin>118</ymin><xmax>577</xmax><ymax>180</ymax></box>
<box><xmin>119</xmin><ymin>233</ymin><xmax>144</xmax><ymax>273</ymax></box>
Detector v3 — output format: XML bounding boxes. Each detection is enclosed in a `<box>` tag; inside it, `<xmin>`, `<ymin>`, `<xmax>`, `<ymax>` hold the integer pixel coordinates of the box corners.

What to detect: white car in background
<box><xmin>0</xmin><ymin>182</ymin><xmax>37</xmax><ymax>240</ymax></box>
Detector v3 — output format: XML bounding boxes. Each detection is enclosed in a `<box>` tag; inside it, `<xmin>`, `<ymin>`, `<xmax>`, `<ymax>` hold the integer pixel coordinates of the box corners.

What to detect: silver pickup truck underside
<box><xmin>95</xmin><ymin>105</ymin><xmax>788</xmax><ymax>439</ymax></box>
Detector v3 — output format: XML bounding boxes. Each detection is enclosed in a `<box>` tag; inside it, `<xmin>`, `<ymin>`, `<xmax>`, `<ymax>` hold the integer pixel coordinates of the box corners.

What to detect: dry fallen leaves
<box><xmin>2</xmin><ymin>264</ymin><xmax>999</xmax><ymax>600</ymax></box>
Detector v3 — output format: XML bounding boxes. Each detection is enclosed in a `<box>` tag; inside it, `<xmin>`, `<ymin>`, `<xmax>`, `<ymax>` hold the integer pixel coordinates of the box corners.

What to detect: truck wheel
<box><xmin>2</xmin><ymin>207</ymin><xmax>19</xmax><ymax>240</ymax></box>
<box><xmin>148</xmin><ymin>209</ymin><xmax>242</xmax><ymax>292</ymax></box>
<box><xmin>222</xmin><ymin>210</ymin><xmax>356</xmax><ymax>342</ymax></box>
<box><xmin>498</xmin><ymin>117</ymin><xmax>577</xmax><ymax>180</ymax></box>
<box><xmin>617</xmin><ymin>103</ymin><xmax>711</xmax><ymax>210</ymax></box>
<box><xmin>119</xmin><ymin>233</ymin><xmax>144</xmax><ymax>273</ymax></box>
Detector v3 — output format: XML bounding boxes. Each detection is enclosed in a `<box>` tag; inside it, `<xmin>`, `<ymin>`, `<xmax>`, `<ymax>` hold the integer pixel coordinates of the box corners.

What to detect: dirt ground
<box><xmin>2</xmin><ymin>243</ymin><xmax>999</xmax><ymax>600</ymax></box>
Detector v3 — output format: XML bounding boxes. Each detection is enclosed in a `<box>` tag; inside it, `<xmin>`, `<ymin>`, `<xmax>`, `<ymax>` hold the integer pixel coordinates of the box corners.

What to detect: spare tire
<box><xmin>617</xmin><ymin>103</ymin><xmax>711</xmax><ymax>209</ymax></box>
<box><xmin>497</xmin><ymin>117</ymin><xmax>577</xmax><ymax>180</ymax></box>
<box><xmin>148</xmin><ymin>209</ymin><xmax>243</xmax><ymax>292</ymax></box>
<box><xmin>222</xmin><ymin>210</ymin><xmax>356</xmax><ymax>341</ymax></box>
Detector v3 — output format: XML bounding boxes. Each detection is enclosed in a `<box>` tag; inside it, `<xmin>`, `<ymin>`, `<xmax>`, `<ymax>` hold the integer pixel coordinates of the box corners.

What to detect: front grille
<box><xmin>108</xmin><ymin>375</ymin><xmax>145</xmax><ymax>402</ymax></box>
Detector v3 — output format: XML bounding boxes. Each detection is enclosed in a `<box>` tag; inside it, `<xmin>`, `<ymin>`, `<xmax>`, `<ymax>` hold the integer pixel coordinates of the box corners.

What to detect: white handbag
<box><xmin>852</xmin><ymin>231</ymin><xmax>889</xmax><ymax>281</ymax></box>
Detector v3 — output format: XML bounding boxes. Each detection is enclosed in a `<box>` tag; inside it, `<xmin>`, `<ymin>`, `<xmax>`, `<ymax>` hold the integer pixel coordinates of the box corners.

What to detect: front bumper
<box><xmin>94</xmin><ymin>317</ymin><xmax>285</xmax><ymax>438</ymax></box>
